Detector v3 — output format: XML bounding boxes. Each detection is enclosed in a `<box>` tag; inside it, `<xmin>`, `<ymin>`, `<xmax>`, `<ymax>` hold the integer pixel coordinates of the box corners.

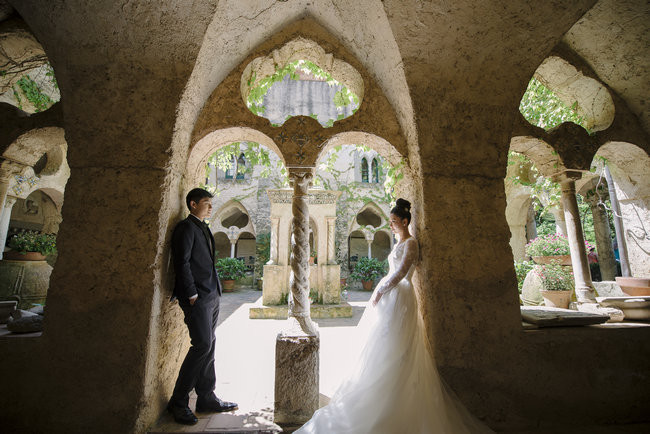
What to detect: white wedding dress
<box><xmin>295</xmin><ymin>236</ymin><xmax>492</xmax><ymax>434</ymax></box>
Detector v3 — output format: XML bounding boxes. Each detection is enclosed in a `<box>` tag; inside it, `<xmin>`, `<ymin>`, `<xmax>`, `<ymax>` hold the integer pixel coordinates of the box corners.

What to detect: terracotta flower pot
<box><xmin>540</xmin><ymin>289</ymin><xmax>572</xmax><ymax>309</ymax></box>
<box><xmin>4</xmin><ymin>251</ymin><xmax>46</xmax><ymax>261</ymax></box>
<box><xmin>615</xmin><ymin>277</ymin><xmax>650</xmax><ymax>297</ymax></box>
<box><xmin>222</xmin><ymin>279</ymin><xmax>235</xmax><ymax>292</ymax></box>
<box><xmin>361</xmin><ymin>280</ymin><xmax>373</xmax><ymax>291</ymax></box>
<box><xmin>532</xmin><ymin>255</ymin><xmax>572</xmax><ymax>266</ymax></box>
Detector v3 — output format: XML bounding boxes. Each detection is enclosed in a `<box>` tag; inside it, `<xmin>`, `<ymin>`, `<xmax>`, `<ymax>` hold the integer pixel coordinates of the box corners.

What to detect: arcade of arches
<box><xmin>0</xmin><ymin>1</ymin><xmax>649</xmax><ymax>433</ymax></box>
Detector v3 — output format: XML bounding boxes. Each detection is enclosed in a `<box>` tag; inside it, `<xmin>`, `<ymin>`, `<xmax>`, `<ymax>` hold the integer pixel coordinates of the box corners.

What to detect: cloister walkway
<box><xmin>150</xmin><ymin>288</ymin><xmax>372</xmax><ymax>433</ymax></box>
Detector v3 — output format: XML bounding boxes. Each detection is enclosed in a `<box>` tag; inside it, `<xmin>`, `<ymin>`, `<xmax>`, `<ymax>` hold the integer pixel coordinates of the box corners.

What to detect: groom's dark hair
<box><xmin>186</xmin><ymin>188</ymin><xmax>213</xmax><ymax>211</ymax></box>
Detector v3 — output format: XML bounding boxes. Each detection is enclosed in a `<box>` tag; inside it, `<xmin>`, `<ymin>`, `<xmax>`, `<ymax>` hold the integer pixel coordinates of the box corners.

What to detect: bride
<box><xmin>295</xmin><ymin>199</ymin><xmax>492</xmax><ymax>433</ymax></box>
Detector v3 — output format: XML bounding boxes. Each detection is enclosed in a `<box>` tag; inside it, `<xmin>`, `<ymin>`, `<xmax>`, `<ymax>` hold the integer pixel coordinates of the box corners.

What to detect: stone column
<box><xmin>526</xmin><ymin>202</ymin><xmax>537</xmax><ymax>242</ymax></box>
<box><xmin>604</xmin><ymin>165</ymin><xmax>631</xmax><ymax>277</ymax></box>
<box><xmin>287</xmin><ymin>168</ymin><xmax>317</xmax><ymax>336</ymax></box>
<box><xmin>585</xmin><ymin>194</ymin><xmax>617</xmax><ymax>281</ymax></box>
<box><xmin>275</xmin><ymin>168</ymin><xmax>320</xmax><ymax>426</ymax></box>
<box><xmin>230</xmin><ymin>240</ymin><xmax>236</xmax><ymax>258</ymax></box>
<box><xmin>560</xmin><ymin>177</ymin><xmax>597</xmax><ymax>302</ymax></box>
<box><xmin>550</xmin><ymin>206</ymin><xmax>567</xmax><ymax>236</ymax></box>
<box><xmin>268</xmin><ymin>217</ymin><xmax>280</xmax><ymax>264</ymax></box>
<box><xmin>327</xmin><ymin>217</ymin><xmax>336</xmax><ymax>265</ymax></box>
<box><xmin>0</xmin><ymin>196</ymin><xmax>17</xmax><ymax>259</ymax></box>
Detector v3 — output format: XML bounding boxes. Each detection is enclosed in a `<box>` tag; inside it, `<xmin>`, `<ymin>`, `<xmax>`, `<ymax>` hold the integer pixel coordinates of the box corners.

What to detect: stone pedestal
<box><xmin>274</xmin><ymin>329</ymin><xmax>320</xmax><ymax>425</ymax></box>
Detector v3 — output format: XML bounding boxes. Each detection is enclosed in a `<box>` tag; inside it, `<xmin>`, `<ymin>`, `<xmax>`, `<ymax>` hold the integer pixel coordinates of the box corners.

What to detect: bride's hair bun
<box><xmin>391</xmin><ymin>198</ymin><xmax>412</xmax><ymax>224</ymax></box>
<box><xmin>395</xmin><ymin>198</ymin><xmax>411</xmax><ymax>212</ymax></box>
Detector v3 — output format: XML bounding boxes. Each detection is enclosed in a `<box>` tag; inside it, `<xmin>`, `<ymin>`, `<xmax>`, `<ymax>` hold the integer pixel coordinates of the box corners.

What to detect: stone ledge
<box><xmin>249</xmin><ymin>301</ymin><xmax>353</xmax><ymax>319</ymax></box>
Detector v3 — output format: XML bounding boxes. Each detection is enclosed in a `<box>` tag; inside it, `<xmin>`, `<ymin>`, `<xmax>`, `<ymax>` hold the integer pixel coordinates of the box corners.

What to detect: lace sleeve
<box><xmin>377</xmin><ymin>238</ymin><xmax>418</xmax><ymax>295</ymax></box>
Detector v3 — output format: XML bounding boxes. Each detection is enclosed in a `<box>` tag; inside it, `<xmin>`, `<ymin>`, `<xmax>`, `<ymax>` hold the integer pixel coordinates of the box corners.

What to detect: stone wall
<box><xmin>0</xmin><ymin>2</ymin><xmax>649</xmax><ymax>434</ymax></box>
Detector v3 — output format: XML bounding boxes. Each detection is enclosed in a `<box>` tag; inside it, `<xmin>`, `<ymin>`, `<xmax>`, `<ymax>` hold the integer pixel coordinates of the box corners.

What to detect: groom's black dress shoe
<box><xmin>195</xmin><ymin>397</ymin><xmax>238</xmax><ymax>413</ymax></box>
<box><xmin>167</xmin><ymin>403</ymin><xmax>198</xmax><ymax>425</ymax></box>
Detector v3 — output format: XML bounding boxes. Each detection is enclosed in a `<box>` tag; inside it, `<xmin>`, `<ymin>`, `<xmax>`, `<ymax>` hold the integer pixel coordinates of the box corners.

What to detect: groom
<box><xmin>168</xmin><ymin>188</ymin><xmax>237</xmax><ymax>425</ymax></box>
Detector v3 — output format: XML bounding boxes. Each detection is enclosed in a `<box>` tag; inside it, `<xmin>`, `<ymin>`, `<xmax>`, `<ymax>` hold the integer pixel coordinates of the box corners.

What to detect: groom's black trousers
<box><xmin>170</xmin><ymin>291</ymin><xmax>221</xmax><ymax>407</ymax></box>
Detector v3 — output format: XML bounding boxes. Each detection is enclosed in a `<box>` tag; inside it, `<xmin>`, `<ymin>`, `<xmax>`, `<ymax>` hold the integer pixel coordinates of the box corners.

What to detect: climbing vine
<box><xmin>16</xmin><ymin>75</ymin><xmax>54</xmax><ymax>112</ymax></box>
<box><xmin>246</xmin><ymin>59</ymin><xmax>359</xmax><ymax>124</ymax></box>
<box><xmin>519</xmin><ymin>77</ymin><xmax>589</xmax><ymax>133</ymax></box>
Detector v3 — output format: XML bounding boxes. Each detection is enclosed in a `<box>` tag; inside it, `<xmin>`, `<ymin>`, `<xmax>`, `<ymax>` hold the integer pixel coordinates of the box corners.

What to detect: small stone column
<box><xmin>560</xmin><ymin>177</ymin><xmax>596</xmax><ymax>302</ymax></box>
<box><xmin>367</xmin><ymin>240</ymin><xmax>372</xmax><ymax>258</ymax></box>
<box><xmin>268</xmin><ymin>217</ymin><xmax>280</xmax><ymax>264</ymax></box>
<box><xmin>327</xmin><ymin>217</ymin><xmax>336</xmax><ymax>264</ymax></box>
<box><xmin>585</xmin><ymin>194</ymin><xmax>617</xmax><ymax>281</ymax></box>
<box><xmin>526</xmin><ymin>202</ymin><xmax>537</xmax><ymax>242</ymax></box>
<box><xmin>550</xmin><ymin>206</ymin><xmax>567</xmax><ymax>236</ymax></box>
<box><xmin>230</xmin><ymin>240</ymin><xmax>236</xmax><ymax>258</ymax></box>
<box><xmin>0</xmin><ymin>197</ymin><xmax>17</xmax><ymax>259</ymax></box>
<box><xmin>275</xmin><ymin>167</ymin><xmax>319</xmax><ymax>426</ymax></box>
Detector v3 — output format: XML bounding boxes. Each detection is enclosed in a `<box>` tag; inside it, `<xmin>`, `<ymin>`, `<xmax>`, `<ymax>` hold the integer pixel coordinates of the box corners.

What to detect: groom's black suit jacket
<box><xmin>171</xmin><ymin>215</ymin><xmax>222</xmax><ymax>301</ymax></box>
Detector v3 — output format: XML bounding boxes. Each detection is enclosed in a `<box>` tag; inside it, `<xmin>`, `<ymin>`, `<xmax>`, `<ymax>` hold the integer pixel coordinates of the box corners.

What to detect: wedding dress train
<box><xmin>295</xmin><ymin>236</ymin><xmax>492</xmax><ymax>434</ymax></box>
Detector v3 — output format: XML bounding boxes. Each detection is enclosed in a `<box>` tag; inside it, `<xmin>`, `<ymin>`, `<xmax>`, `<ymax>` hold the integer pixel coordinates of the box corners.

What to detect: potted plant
<box><xmin>350</xmin><ymin>257</ymin><xmax>385</xmax><ymax>291</ymax></box>
<box><xmin>532</xmin><ymin>263</ymin><xmax>575</xmax><ymax>308</ymax></box>
<box><xmin>6</xmin><ymin>230</ymin><xmax>57</xmax><ymax>261</ymax></box>
<box><xmin>309</xmin><ymin>248</ymin><xmax>316</xmax><ymax>265</ymax></box>
<box><xmin>526</xmin><ymin>234</ymin><xmax>581</xmax><ymax>266</ymax></box>
<box><xmin>215</xmin><ymin>257</ymin><xmax>247</xmax><ymax>292</ymax></box>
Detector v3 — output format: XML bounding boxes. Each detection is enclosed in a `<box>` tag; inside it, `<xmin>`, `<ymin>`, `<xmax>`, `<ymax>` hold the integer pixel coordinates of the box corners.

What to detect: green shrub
<box><xmin>8</xmin><ymin>230</ymin><xmax>57</xmax><ymax>256</ymax></box>
<box><xmin>349</xmin><ymin>257</ymin><xmax>385</xmax><ymax>282</ymax></box>
<box><xmin>215</xmin><ymin>257</ymin><xmax>247</xmax><ymax>280</ymax></box>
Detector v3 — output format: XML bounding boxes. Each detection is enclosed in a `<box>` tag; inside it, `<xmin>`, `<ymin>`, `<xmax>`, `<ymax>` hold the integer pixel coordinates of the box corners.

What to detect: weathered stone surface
<box><xmin>598</xmin><ymin>296</ymin><xmax>650</xmax><ymax>321</ymax></box>
<box><xmin>1</xmin><ymin>2</ymin><xmax>649</xmax><ymax>434</ymax></box>
<box><xmin>521</xmin><ymin>268</ymin><xmax>544</xmax><ymax>306</ymax></box>
<box><xmin>274</xmin><ymin>332</ymin><xmax>319</xmax><ymax>425</ymax></box>
<box><xmin>521</xmin><ymin>306</ymin><xmax>609</xmax><ymax>327</ymax></box>
<box><xmin>6</xmin><ymin>309</ymin><xmax>43</xmax><ymax>333</ymax></box>
<box><xmin>0</xmin><ymin>259</ymin><xmax>53</xmax><ymax>309</ymax></box>
<box><xmin>577</xmin><ymin>302</ymin><xmax>625</xmax><ymax>323</ymax></box>
<box><xmin>249</xmin><ymin>301</ymin><xmax>352</xmax><ymax>319</ymax></box>
<box><xmin>27</xmin><ymin>305</ymin><xmax>44</xmax><ymax>315</ymax></box>
<box><xmin>593</xmin><ymin>281</ymin><xmax>625</xmax><ymax>298</ymax></box>
<box><xmin>0</xmin><ymin>299</ymin><xmax>17</xmax><ymax>324</ymax></box>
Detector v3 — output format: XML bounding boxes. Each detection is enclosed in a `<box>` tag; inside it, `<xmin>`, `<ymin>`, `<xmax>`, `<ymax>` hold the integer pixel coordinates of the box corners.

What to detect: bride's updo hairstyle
<box><xmin>390</xmin><ymin>198</ymin><xmax>411</xmax><ymax>224</ymax></box>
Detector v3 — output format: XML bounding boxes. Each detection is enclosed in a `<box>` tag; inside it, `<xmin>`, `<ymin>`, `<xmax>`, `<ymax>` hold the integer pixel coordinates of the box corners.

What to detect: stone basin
<box><xmin>597</xmin><ymin>296</ymin><xmax>650</xmax><ymax>321</ymax></box>
<box><xmin>615</xmin><ymin>277</ymin><xmax>650</xmax><ymax>296</ymax></box>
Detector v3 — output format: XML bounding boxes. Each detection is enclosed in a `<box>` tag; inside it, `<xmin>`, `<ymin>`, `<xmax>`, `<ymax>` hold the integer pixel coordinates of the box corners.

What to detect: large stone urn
<box><xmin>0</xmin><ymin>255</ymin><xmax>53</xmax><ymax>309</ymax></box>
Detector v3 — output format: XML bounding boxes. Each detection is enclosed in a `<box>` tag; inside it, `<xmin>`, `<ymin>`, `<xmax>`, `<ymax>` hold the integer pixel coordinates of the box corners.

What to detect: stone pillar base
<box><xmin>576</xmin><ymin>302</ymin><xmax>625</xmax><ymax>322</ymax></box>
<box><xmin>274</xmin><ymin>327</ymin><xmax>320</xmax><ymax>425</ymax></box>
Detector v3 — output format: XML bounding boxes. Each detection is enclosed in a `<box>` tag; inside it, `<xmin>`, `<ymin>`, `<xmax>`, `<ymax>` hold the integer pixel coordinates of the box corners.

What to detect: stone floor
<box><xmin>148</xmin><ymin>288</ymin><xmax>650</xmax><ymax>433</ymax></box>
<box><xmin>149</xmin><ymin>288</ymin><xmax>372</xmax><ymax>433</ymax></box>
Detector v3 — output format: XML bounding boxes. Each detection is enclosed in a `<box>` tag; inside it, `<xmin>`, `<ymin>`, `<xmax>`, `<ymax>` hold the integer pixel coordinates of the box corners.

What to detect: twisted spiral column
<box><xmin>288</xmin><ymin>168</ymin><xmax>317</xmax><ymax>335</ymax></box>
